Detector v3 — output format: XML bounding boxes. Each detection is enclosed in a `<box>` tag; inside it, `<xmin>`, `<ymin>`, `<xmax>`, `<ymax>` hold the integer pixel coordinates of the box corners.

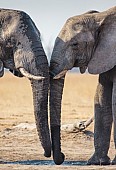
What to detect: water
<box><xmin>0</xmin><ymin>160</ymin><xmax>87</xmax><ymax>166</ymax></box>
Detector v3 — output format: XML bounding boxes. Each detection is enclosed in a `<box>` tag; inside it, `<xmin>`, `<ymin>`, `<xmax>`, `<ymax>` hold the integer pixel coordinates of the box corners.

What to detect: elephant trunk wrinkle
<box><xmin>50</xmin><ymin>78</ymin><xmax>64</xmax><ymax>126</ymax></box>
<box><xmin>51</xmin><ymin>125</ymin><xmax>65</xmax><ymax>165</ymax></box>
<box><xmin>31</xmin><ymin>79</ymin><xmax>51</xmax><ymax>157</ymax></box>
<box><xmin>50</xmin><ymin>76</ymin><xmax>65</xmax><ymax>164</ymax></box>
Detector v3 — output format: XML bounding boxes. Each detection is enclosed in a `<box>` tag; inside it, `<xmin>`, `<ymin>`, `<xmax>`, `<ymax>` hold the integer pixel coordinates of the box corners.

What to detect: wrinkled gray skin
<box><xmin>0</xmin><ymin>9</ymin><xmax>51</xmax><ymax>158</ymax></box>
<box><xmin>50</xmin><ymin>6</ymin><xmax>116</xmax><ymax>165</ymax></box>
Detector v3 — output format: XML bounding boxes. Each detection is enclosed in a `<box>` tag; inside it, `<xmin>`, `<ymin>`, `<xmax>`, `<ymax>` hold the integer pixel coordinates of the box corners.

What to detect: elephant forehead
<box><xmin>58</xmin><ymin>19</ymin><xmax>79</xmax><ymax>42</ymax></box>
<box><xmin>58</xmin><ymin>21</ymin><xmax>88</xmax><ymax>42</ymax></box>
<box><xmin>58</xmin><ymin>29</ymin><xmax>75</xmax><ymax>42</ymax></box>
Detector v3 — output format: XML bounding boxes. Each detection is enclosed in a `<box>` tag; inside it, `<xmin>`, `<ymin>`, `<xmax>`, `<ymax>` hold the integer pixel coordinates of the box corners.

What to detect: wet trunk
<box><xmin>50</xmin><ymin>75</ymin><xmax>65</xmax><ymax>164</ymax></box>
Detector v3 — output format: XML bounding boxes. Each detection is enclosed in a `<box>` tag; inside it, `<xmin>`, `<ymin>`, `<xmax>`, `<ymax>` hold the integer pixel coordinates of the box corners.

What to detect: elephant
<box><xmin>49</xmin><ymin>6</ymin><xmax>116</xmax><ymax>165</ymax></box>
<box><xmin>0</xmin><ymin>9</ymin><xmax>51</xmax><ymax>158</ymax></box>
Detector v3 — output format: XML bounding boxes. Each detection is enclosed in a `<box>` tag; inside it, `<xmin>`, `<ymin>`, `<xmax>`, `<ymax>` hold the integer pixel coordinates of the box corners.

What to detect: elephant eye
<box><xmin>73</xmin><ymin>43</ymin><xmax>78</xmax><ymax>46</ymax></box>
<box><xmin>71</xmin><ymin>42</ymin><xmax>78</xmax><ymax>49</ymax></box>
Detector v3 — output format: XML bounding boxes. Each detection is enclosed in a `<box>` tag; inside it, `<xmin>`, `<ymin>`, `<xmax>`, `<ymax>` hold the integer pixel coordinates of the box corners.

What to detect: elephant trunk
<box><xmin>28</xmin><ymin>41</ymin><xmax>51</xmax><ymax>157</ymax></box>
<box><xmin>31</xmin><ymin>77</ymin><xmax>51</xmax><ymax>157</ymax></box>
<box><xmin>50</xmin><ymin>71</ymin><xmax>65</xmax><ymax>164</ymax></box>
<box><xmin>50</xmin><ymin>38</ymin><xmax>67</xmax><ymax>164</ymax></box>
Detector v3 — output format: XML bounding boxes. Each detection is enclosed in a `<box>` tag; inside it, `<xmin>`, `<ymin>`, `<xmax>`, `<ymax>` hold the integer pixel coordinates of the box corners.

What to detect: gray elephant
<box><xmin>0</xmin><ymin>9</ymin><xmax>51</xmax><ymax>158</ymax></box>
<box><xmin>49</xmin><ymin>6</ymin><xmax>116</xmax><ymax>165</ymax></box>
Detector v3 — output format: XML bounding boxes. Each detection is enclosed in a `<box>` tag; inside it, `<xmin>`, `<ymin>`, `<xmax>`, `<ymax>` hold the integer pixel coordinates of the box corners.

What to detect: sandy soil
<box><xmin>0</xmin><ymin>72</ymin><xmax>116</xmax><ymax>170</ymax></box>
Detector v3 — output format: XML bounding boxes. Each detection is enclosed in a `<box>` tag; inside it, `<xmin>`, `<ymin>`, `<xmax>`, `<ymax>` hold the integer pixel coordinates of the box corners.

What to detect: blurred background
<box><xmin>0</xmin><ymin>0</ymin><xmax>115</xmax><ymax>61</ymax></box>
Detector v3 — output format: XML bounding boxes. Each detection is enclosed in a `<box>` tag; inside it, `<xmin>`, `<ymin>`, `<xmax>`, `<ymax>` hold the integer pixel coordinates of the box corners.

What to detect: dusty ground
<box><xmin>0</xmin><ymin>72</ymin><xmax>116</xmax><ymax>170</ymax></box>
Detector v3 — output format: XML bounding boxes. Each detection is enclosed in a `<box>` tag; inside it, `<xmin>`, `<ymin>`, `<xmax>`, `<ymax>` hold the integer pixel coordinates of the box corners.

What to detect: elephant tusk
<box><xmin>19</xmin><ymin>67</ymin><xmax>45</xmax><ymax>80</ymax></box>
<box><xmin>0</xmin><ymin>60</ymin><xmax>3</xmax><ymax>72</ymax></box>
<box><xmin>0</xmin><ymin>60</ymin><xmax>4</xmax><ymax>77</ymax></box>
<box><xmin>79</xmin><ymin>66</ymin><xmax>87</xmax><ymax>74</ymax></box>
<box><xmin>53</xmin><ymin>70</ymin><xmax>68</xmax><ymax>79</ymax></box>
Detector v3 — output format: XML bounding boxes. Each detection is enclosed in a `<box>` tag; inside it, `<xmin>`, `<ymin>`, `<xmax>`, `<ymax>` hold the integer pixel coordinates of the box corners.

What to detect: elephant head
<box><xmin>50</xmin><ymin>6</ymin><xmax>116</xmax><ymax>164</ymax></box>
<box><xmin>0</xmin><ymin>9</ymin><xmax>51</xmax><ymax>157</ymax></box>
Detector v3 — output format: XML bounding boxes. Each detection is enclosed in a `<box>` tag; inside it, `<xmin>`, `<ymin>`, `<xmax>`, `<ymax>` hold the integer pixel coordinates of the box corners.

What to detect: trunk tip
<box><xmin>44</xmin><ymin>150</ymin><xmax>51</xmax><ymax>158</ymax></box>
<box><xmin>53</xmin><ymin>152</ymin><xmax>65</xmax><ymax>165</ymax></box>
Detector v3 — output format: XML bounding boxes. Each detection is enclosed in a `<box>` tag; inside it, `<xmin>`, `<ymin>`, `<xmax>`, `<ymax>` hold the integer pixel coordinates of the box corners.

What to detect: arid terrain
<box><xmin>0</xmin><ymin>72</ymin><xmax>116</xmax><ymax>170</ymax></box>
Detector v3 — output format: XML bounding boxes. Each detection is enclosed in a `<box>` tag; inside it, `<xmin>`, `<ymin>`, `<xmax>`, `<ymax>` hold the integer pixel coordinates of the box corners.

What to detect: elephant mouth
<box><xmin>50</xmin><ymin>58</ymin><xmax>87</xmax><ymax>79</ymax></box>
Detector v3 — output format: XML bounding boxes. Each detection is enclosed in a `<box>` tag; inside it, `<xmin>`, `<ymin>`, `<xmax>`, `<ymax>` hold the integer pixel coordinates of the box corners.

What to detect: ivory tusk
<box><xmin>0</xmin><ymin>60</ymin><xmax>3</xmax><ymax>72</ymax></box>
<box><xmin>79</xmin><ymin>66</ymin><xmax>87</xmax><ymax>74</ymax></box>
<box><xmin>19</xmin><ymin>67</ymin><xmax>45</xmax><ymax>80</ymax></box>
<box><xmin>53</xmin><ymin>70</ymin><xmax>68</xmax><ymax>79</ymax></box>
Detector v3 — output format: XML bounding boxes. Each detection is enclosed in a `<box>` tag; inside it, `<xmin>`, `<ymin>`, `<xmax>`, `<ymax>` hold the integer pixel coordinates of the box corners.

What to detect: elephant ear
<box><xmin>88</xmin><ymin>14</ymin><xmax>116</xmax><ymax>74</ymax></box>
